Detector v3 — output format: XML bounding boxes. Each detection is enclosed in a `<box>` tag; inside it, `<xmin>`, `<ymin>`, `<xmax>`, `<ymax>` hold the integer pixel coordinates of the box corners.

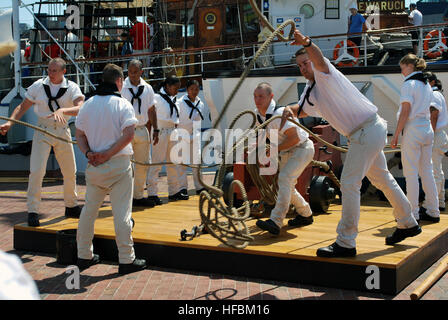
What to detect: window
<box><xmin>300</xmin><ymin>4</ymin><xmax>315</xmax><ymax>19</ymax></box>
<box><xmin>180</xmin><ymin>9</ymin><xmax>195</xmax><ymax>37</ymax></box>
<box><xmin>226</xmin><ymin>5</ymin><xmax>239</xmax><ymax>33</ymax></box>
<box><xmin>325</xmin><ymin>0</ymin><xmax>340</xmax><ymax>19</ymax></box>
<box><xmin>165</xmin><ymin>10</ymin><xmax>178</xmax><ymax>39</ymax></box>
<box><xmin>243</xmin><ymin>4</ymin><xmax>258</xmax><ymax>32</ymax></box>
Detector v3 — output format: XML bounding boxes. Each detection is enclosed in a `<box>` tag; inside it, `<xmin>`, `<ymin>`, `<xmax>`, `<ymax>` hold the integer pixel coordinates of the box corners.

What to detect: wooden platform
<box><xmin>13</xmin><ymin>196</ymin><xmax>448</xmax><ymax>295</ymax></box>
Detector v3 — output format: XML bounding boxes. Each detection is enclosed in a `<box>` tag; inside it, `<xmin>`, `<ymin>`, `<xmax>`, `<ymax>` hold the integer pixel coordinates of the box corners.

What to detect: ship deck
<box><xmin>13</xmin><ymin>194</ymin><xmax>448</xmax><ymax>295</ymax></box>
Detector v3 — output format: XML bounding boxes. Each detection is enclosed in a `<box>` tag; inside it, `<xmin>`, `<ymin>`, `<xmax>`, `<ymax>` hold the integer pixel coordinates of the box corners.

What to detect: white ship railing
<box><xmin>1</xmin><ymin>22</ymin><xmax>448</xmax><ymax>96</ymax></box>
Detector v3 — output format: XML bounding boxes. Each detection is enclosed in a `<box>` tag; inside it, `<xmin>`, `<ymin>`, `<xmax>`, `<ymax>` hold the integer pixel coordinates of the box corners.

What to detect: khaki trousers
<box><xmin>146</xmin><ymin>127</ymin><xmax>182</xmax><ymax>196</ymax></box>
<box><xmin>337</xmin><ymin>115</ymin><xmax>418</xmax><ymax>248</ymax></box>
<box><xmin>429</xmin><ymin>128</ymin><xmax>448</xmax><ymax>208</ymax></box>
<box><xmin>270</xmin><ymin>139</ymin><xmax>314</xmax><ymax>228</ymax></box>
<box><xmin>402</xmin><ymin>118</ymin><xmax>439</xmax><ymax>219</ymax></box>
<box><xmin>132</xmin><ymin>126</ymin><xmax>150</xmax><ymax>199</ymax></box>
<box><xmin>27</xmin><ymin>117</ymin><xmax>78</xmax><ymax>213</ymax></box>
<box><xmin>77</xmin><ymin>155</ymin><xmax>135</xmax><ymax>264</ymax></box>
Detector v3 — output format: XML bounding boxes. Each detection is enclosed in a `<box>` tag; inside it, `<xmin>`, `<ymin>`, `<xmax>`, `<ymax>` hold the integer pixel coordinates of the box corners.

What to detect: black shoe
<box><xmin>180</xmin><ymin>188</ymin><xmax>188</xmax><ymax>196</ymax></box>
<box><xmin>256</xmin><ymin>219</ymin><xmax>280</xmax><ymax>235</ymax></box>
<box><xmin>65</xmin><ymin>205</ymin><xmax>82</xmax><ymax>218</ymax></box>
<box><xmin>77</xmin><ymin>254</ymin><xmax>100</xmax><ymax>271</ymax></box>
<box><xmin>316</xmin><ymin>242</ymin><xmax>357</xmax><ymax>258</ymax></box>
<box><xmin>419</xmin><ymin>211</ymin><xmax>440</xmax><ymax>223</ymax></box>
<box><xmin>118</xmin><ymin>258</ymin><xmax>147</xmax><ymax>275</ymax></box>
<box><xmin>196</xmin><ymin>188</ymin><xmax>206</xmax><ymax>195</ymax></box>
<box><xmin>169</xmin><ymin>191</ymin><xmax>189</xmax><ymax>201</ymax></box>
<box><xmin>27</xmin><ymin>212</ymin><xmax>40</xmax><ymax>227</ymax></box>
<box><xmin>133</xmin><ymin>198</ymin><xmax>155</xmax><ymax>208</ymax></box>
<box><xmin>288</xmin><ymin>214</ymin><xmax>313</xmax><ymax>227</ymax></box>
<box><xmin>385</xmin><ymin>225</ymin><xmax>422</xmax><ymax>245</ymax></box>
<box><xmin>147</xmin><ymin>196</ymin><xmax>163</xmax><ymax>205</ymax></box>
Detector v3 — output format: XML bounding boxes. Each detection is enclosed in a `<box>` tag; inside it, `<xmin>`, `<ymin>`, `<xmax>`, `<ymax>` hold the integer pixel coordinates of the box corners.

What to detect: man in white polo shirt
<box><xmin>408</xmin><ymin>3</ymin><xmax>423</xmax><ymax>55</ymax></box>
<box><xmin>121</xmin><ymin>59</ymin><xmax>158</xmax><ymax>207</ymax></box>
<box><xmin>281</xmin><ymin>29</ymin><xmax>420</xmax><ymax>257</ymax></box>
<box><xmin>75</xmin><ymin>63</ymin><xmax>147</xmax><ymax>275</ymax></box>
<box><xmin>253</xmin><ymin>82</ymin><xmax>314</xmax><ymax>235</ymax></box>
<box><xmin>0</xmin><ymin>58</ymin><xmax>84</xmax><ymax>227</ymax></box>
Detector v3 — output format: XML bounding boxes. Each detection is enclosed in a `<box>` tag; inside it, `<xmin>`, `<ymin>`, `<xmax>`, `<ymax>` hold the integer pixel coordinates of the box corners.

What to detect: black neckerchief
<box><xmin>93</xmin><ymin>82</ymin><xmax>122</xmax><ymax>97</ymax></box>
<box><xmin>128</xmin><ymin>85</ymin><xmax>145</xmax><ymax>114</ymax></box>
<box><xmin>184</xmin><ymin>98</ymin><xmax>204</xmax><ymax>120</ymax></box>
<box><xmin>159</xmin><ymin>92</ymin><xmax>179</xmax><ymax>118</ymax></box>
<box><xmin>42</xmin><ymin>78</ymin><xmax>69</xmax><ymax>112</ymax></box>
<box><xmin>405</xmin><ymin>72</ymin><xmax>427</xmax><ymax>84</ymax></box>
<box><xmin>256</xmin><ymin>104</ymin><xmax>282</xmax><ymax>125</ymax></box>
<box><xmin>297</xmin><ymin>81</ymin><xmax>316</xmax><ymax>117</ymax></box>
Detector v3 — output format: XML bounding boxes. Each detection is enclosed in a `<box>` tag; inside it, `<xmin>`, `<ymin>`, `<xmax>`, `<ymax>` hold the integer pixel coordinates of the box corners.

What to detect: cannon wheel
<box><xmin>309</xmin><ymin>175</ymin><xmax>336</xmax><ymax>214</ymax></box>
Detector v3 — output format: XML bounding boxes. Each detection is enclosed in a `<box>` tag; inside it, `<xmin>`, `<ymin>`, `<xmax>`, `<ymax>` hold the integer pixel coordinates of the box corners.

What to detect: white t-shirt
<box><xmin>121</xmin><ymin>77</ymin><xmax>156</xmax><ymax>127</ymax></box>
<box><xmin>154</xmin><ymin>87</ymin><xmax>180</xmax><ymax>126</ymax></box>
<box><xmin>398</xmin><ymin>71</ymin><xmax>432</xmax><ymax>121</ymax></box>
<box><xmin>178</xmin><ymin>94</ymin><xmax>205</xmax><ymax>135</ymax></box>
<box><xmin>431</xmin><ymin>89</ymin><xmax>448</xmax><ymax>130</ymax></box>
<box><xmin>255</xmin><ymin>99</ymin><xmax>309</xmax><ymax>148</ymax></box>
<box><xmin>75</xmin><ymin>94</ymin><xmax>138</xmax><ymax>157</ymax></box>
<box><xmin>25</xmin><ymin>76</ymin><xmax>84</xmax><ymax>120</ymax></box>
<box><xmin>300</xmin><ymin>58</ymin><xmax>378</xmax><ymax>137</ymax></box>
<box><xmin>409</xmin><ymin>9</ymin><xmax>423</xmax><ymax>26</ymax></box>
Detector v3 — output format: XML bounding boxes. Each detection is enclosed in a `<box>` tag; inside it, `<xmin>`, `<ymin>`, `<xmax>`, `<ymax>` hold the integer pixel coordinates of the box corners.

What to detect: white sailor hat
<box><xmin>349</xmin><ymin>2</ymin><xmax>358</xmax><ymax>10</ymax></box>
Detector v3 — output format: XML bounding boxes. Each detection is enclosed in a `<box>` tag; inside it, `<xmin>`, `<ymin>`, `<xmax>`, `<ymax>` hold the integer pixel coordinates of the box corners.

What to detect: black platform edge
<box><xmin>202</xmin><ymin>63</ymin><xmax>448</xmax><ymax>79</ymax></box>
<box><xmin>396</xmin><ymin>226</ymin><xmax>448</xmax><ymax>293</ymax></box>
<box><xmin>15</xmin><ymin>227</ymin><xmax>431</xmax><ymax>295</ymax></box>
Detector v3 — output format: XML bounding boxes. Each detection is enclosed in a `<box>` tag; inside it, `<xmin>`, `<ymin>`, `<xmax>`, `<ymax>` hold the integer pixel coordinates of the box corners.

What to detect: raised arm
<box><xmin>291</xmin><ymin>29</ymin><xmax>329</xmax><ymax>74</ymax></box>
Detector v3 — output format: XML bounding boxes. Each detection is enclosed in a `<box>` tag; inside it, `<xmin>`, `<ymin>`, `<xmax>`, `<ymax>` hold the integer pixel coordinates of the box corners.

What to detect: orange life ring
<box><xmin>424</xmin><ymin>30</ymin><xmax>447</xmax><ymax>59</ymax></box>
<box><xmin>333</xmin><ymin>40</ymin><xmax>359</xmax><ymax>67</ymax></box>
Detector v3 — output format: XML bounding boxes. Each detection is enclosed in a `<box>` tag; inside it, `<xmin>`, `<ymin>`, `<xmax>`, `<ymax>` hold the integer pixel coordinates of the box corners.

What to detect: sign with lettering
<box><xmin>357</xmin><ymin>0</ymin><xmax>405</xmax><ymax>13</ymax></box>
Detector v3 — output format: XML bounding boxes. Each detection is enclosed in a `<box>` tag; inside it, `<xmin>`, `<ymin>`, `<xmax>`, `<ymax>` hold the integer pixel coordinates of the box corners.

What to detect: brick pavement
<box><xmin>1</xmin><ymin>175</ymin><xmax>448</xmax><ymax>300</ymax></box>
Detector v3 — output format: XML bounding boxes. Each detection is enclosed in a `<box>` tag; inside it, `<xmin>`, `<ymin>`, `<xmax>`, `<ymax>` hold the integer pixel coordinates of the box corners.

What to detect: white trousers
<box><xmin>402</xmin><ymin>118</ymin><xmax>439</xmax><ymax>219</ymax></box>
<box><xmin>146</xmin><ymin>127</ymin><xmax>182</xmax><ymax>196</ymax></box>
<box><xmin>27</xmin><ymin>117</ymin><xmax>78</xmax><ymax>213</ymax></box>
<box><xmin>336</xmin><ymin>115</ymin><xmax>418</xmax><ymax>248</ymax></box>
<box><xmin>178</xmin><ymin>133</ymin><xmax>203</xmax><ymax>191</ymax></box>
<box><xmin>77</xmin><ymin>155</ymin><xmax>135</xmax><ymax>264</ymax></box>
<box><xmin>429</xmin><ymin>129</ymin><xmax>448</xmax><ymax>208</ymax></box>
<box><xmin>270</xmin><ymin>139</ymin><xmax>314</xmax><ymax>228</ymax></box>
<box><xmin>131</xmin><ymin>126</ymin><xmax>150</xmax><ymax>199</ymax></box>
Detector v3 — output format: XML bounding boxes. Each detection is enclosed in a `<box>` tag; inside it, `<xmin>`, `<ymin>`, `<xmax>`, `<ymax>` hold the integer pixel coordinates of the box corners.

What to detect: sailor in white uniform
<box><xmin>146</xmin><ymin>75</ymin><xmax>188</xmax><ymax>203</ymax></box>
<box><xmin>177</xmin><ymin>80</ymin><xmax>206</xmax><ymax>195</ymax></box>
<box><xmin>75</xmin><ymin>63</ymin><xmax>147</xmax><ymax>274</ymax></box>
<box><xmin>0</xmin><ymin>58</ymin><xmax>84</xmax><ymax>227</ymax></box>
<box><xmin>252</xmin><ymin>83</ymin><xmax>314</xmax><ymax>235</ymax></box>
<box><xmin>391</xmin><ymin>56</ymin><xmax>440</xmax><ymax>223</ymax></box>
<box><xmin>121</xmin><ymin>59</ymin><xmax>158</xmax><ymax>207</ymax></box>
<box><xmin>425</xmin><ymin>73</ymin><xmax>448</xmax><ymax>211</ymax></box>
<box><xmin>282</xmin><ymin>30</ymin><xmax>420</xmax><ymax>257</ymax></box>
